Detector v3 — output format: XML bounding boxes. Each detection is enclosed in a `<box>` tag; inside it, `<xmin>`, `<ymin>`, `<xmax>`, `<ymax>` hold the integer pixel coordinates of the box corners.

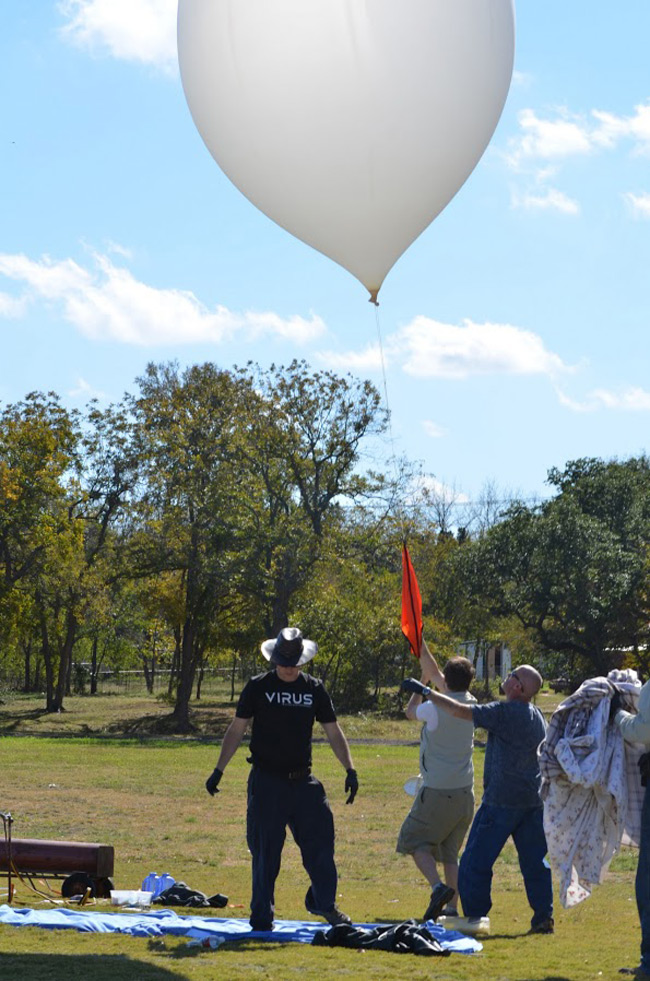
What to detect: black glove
<box><xmin>401</xmin><ymin>678</ymin><xmax>432</xmax><ymax>698</ymax></box>
<box><xmin>609</xmin><ymin>690</ymin><xmax>623</xmax><ymax>724</ymax></box>
<box><xmin>205</xmin><ymin>766</ymin><xmax>223</xmax><ymax>796</ymax></box>
<box><xmin>640</xmin><ymin>752</ymin><xmax>650</xmax><ymax>788</ymax></box>
<box><xmin>344</xmin><ymin>768</ymin><xmax>359</xmax><ymax>804</ymax></box>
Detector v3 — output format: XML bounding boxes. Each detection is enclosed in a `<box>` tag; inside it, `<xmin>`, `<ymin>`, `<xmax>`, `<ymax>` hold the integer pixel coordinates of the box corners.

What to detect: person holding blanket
<box><xmin>612</xmin><ymin>679</ymin><xmax>650</xmax><ymax>977</ymax></box>
<box><xmin>205</xmin><ymin>627</ymin><xmax>358</xmax><ymax>932</ymax></box>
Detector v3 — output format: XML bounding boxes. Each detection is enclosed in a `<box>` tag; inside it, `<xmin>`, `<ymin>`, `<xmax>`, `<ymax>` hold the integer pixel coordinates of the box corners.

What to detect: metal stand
<box><xmin>1</xmin><ymin>811</ymin><xmax>13</xmax><ymax>903</ymax></box>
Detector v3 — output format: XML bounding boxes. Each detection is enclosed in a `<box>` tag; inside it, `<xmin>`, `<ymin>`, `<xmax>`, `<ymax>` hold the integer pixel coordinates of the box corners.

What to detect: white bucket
<box><xmin>110</xmin><ymin>890</ymin><xmax>154</xmax><ymax>908</ymax></box>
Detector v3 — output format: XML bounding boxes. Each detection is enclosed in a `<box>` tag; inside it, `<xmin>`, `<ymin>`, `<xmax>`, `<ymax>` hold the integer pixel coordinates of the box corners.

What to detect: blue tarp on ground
<box><xmin>0</xmin><ymin>905</ymin><xmax>481</xmax><ymax>952</ymax></box>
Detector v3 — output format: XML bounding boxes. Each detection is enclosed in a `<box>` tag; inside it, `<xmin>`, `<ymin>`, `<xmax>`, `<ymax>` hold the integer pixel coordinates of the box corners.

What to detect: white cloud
<box><xmin>511</xmin><ymin>70</ymin><xmax>533</xmax><ymax>89</ymax></box>
<box><xmin>0</xmin><ymin>292</ymin><xmax>28</xmax><ymax>318</ymax></box>
<box><xmin>58</xmin><ymin>0</ymin><xmax>177</xmax><ymax>72</ymax></box>
<box><xmin>68</xmin><ymin>377</ymin><xmax>106</xmax><ymax>400</ymax></box>
<box><xmin>422</xmin><ymin>420</ymin><xmax>447</xmax><ymax>439</ymax></box>
<box><xmin>105</xmin><ymin>240</ymin><xmax>134</xmax><ymax>260</ymax></box>
<box><xmin>511</xmin><ymin>187</ymin><xmax>580</xmax><ymax>215</ymax></box>
<box><xmin>318</xmin><ymin>317</ymin><xmax>572</xmax><ymax>382</ymax></box>
<box><xmin>0</xmin><ymin>251</ymin><xmax>326</xmax><ymax>347</ymax></box>
<box><xmin>556</xmin><ymin>385</ymin><xmax>650</xmax><ymax>412</ymax></box>
<box><xmin>317</xmin><ymin>344</ymin><xmax>386</xmax><ymax>372</ymax></box>
<box><xmin>417</xmin><ymin>475</ymin><xmax>470</xmax><ymax>506</ymax></box>
<box><xmin>624</xmin><ymin>191</ymin><xmax>650</xmax><ymax>219</ymax></box>
<box><xmin>507</xmin><ymin>102</ymin><xmax>650</xmax><ymax>214</ymax></box>
<box><xmin>591</xmin><ymin>104</ymin><xmax>650</xmax><ymax>154</ymax></box>
<box><xmin>508</xmin><ymin>103</ymin><xmax>650</xmax><ymax>171</ymax></box>
<box><xmin>392</xmin><ymin>317</ymin><xmax>573</xmax><ymax>380</ymax></box>
<box><xmin>507</xmin><ymin>108</ymin><xmax>593</xmax><ymax>169</ymax></box>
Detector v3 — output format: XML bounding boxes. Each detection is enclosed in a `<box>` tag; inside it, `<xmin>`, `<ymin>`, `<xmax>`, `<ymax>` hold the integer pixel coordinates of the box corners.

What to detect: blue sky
<box><xmin>2</xmin><ymin>2</ymin><xmax>650</xmax><ymax>507</ymax></box>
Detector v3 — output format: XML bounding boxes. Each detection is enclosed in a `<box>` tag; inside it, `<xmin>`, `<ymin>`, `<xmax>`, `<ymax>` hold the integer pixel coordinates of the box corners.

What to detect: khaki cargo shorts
<box><xmin>396</xmin><ymin>785</ymin><xmax>474</xmax><ymax>863</ymax></box>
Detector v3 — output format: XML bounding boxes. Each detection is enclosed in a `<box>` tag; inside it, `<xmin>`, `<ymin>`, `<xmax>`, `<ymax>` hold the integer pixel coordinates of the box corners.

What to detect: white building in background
<box><xmin>457</xmin><ymin>641</ymin><xmax>512</xmax><ymax>681</ymax></box>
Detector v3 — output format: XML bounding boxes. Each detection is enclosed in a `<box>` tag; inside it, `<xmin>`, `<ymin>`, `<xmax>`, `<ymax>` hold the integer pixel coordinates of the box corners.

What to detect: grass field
<box><xmin>0</xmin><ymin>690</ymin><xmax>642</xmax><ymax>979</ymax></box>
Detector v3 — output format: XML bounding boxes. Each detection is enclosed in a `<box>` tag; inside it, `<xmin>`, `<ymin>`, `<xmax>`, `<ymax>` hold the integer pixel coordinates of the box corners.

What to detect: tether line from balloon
<box><xmin>375</xmin><ymin>309</ymin><xmax>424</xmax><ymax>662</ymax></box>
<box><xmin>373</xmin><ymin>303</ymin><xmax>409</xmax><ymax>549</ymax></box>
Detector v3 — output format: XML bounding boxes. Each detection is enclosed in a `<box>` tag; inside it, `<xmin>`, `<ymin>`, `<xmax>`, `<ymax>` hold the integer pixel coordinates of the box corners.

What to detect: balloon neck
<box><xmin>368</xmin><ymin>289</ymin><xmax>380</xmax><ymax>307</ymax></box>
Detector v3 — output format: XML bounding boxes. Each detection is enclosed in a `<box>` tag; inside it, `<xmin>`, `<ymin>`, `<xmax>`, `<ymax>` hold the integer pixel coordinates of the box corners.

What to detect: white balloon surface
<box><xmin>178</xmin><ymin>0</ymin><xmax>515</xmax><ymax>300</ymax></box>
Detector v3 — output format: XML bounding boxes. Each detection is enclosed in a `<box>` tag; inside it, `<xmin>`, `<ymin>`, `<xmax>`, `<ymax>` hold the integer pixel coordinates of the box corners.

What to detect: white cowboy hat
<box><xmin>260</xmin><ymin>627</ymin><xmax>318</xmax><ymax>667</ymax></box>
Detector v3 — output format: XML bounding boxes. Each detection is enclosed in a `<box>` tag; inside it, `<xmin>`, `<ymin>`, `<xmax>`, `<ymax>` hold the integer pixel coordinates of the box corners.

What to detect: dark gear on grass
<box><xmin>344</xmin><ymin>768</ymin><xmax>359</xmax><ymax>804</ymax></box>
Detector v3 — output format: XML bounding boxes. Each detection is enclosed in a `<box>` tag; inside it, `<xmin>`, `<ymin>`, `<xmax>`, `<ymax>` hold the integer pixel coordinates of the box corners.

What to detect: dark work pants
<box><xmin>637</xmin><ymin>783</ymin><xmax>650</xmax><ymax>972</ymax></box>
<box><xmin>246</xmin><ymin>767</ymin><xmax>337</xmax><ymax>927</ymax></box>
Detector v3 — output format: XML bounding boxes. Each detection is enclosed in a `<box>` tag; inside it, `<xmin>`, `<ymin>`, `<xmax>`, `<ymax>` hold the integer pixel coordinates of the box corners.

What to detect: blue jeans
<box><xmin>458</xmin><ymin>803</ymin><xmax>553</xmax><ymax>928</ymax></box>
<box><xmin>637</xmin><ymin>784</ymin><xmax>650</xmax><ymax>971</ymax></box>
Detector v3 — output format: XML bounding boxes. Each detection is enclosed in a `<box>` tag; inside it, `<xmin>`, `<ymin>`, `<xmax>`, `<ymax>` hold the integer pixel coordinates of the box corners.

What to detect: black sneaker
<box><xmin>423</xmin><ymin>883</ymin><xmax>455</xmax><ymax>922</ymax></box>
<box><xmin>249</xmin><ymin>920</ymin><xmax>274</xmax><ymax>932</ymax></box>
<box><xmin>529</xmin><ymin>917</ymin><xmax>554</xmax><ymax>934</ymax></box>
<box><xmin>305</xmin><ymin>887</ymin><xmax>352</xmax><ymax>926</ymax></box>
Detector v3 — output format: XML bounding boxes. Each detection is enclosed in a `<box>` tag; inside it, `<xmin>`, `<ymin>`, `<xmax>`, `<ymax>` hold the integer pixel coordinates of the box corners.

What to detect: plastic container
<box><xmin>436</xmin><ymin>914</ymin><xmax>490</xmax><ymax>936</ymax></box>
<box><xmin>403</xmin><ymin>775</ymin><xmax>424</xmax><ymax>797</ymax></box>
<box><xmin>110</xmin><ymin>890</ymin><xmax>154</xmax><ymax>908</ymax></box>
<box><xmin>141</xmin><ymin>872</ymin><xmax>176</xmax><ymax>899</ymax></box>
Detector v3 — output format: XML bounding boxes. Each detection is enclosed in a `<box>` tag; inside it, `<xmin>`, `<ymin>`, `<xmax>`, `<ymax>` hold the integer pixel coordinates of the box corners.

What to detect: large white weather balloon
<box><xmin>178</xmin><ymin>0</ymin><xmax>515</xmax><ymax>302</ymax></box>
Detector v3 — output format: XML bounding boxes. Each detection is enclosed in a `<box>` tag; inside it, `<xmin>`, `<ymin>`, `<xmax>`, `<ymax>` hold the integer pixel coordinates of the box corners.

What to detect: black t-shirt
<box><xmin>236</xmin><ymin>670</ymin><xmax>337</xmax><ymax>772</ymax></box>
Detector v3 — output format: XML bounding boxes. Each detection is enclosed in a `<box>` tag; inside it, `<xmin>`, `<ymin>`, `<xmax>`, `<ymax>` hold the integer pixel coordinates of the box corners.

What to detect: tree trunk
<box><xmin>195</xmin><ymin>650</ymin><xmax>205</xmax><ymax>700</ymax></box>
<box><xmin>43</xmin><ymin>643</ymin><xmax>56</xmax><ymax>712</ymax></box>
<box><xmin>168</xmin><ymin>628</ymin><xmax>181</xmax><ymax>697</ymax></box>
<box><xmin>38</xmin><ymin>607</ymin><xmax>57</xmax><ymax>711</ymax></box>
<box><xmin>142</xmin><ymin>630</ymin><xmax>157</xmax><ymax>694</ymax></box>
<box><xmin>230</xmin><ymin>653</ymin><xmax>237</xmax><ymax>702</ymax></box>
<box><xmin>171</xmin><ymin>619</ymin><xmax>198</xmax><ymax>732</ymax></box>
<box><xmin>33</xmin><ymin>658</ymin><xmax>42</xmax><ymax>692</ymax></box>
<box><xmin>54</xmin><ymin>610</ymin><xmax>77</xmax><ymax>712</ymax></box>
<box><xmin>23</xmin><ymin>640</ymin><xmax>32</xmax><ymax>693</ymax></box>
<box><xmin>90</xmin><ymin>636</ymin><xmax>99</xmax><ymax>695</ymax></box>
<box><xmin>142</xmin><ymin>656</ymin><xmax>153</xmax><ymax>694</ymax></box>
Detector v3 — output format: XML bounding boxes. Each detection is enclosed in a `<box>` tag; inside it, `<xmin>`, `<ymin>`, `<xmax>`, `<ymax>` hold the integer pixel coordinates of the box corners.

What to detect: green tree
<box><xmin>457</xmin><ymin>457</ymin><xmax>650</xmax><ymax>678</ymax></box>
<box><xmin>126</xmin><ymin>362</ymin><xmax>256</xmax><ymax>731</ymax></box>
<box><xmin>235</xmin><ymin>361</ymin><xmax>388</xmax><ymax>636</ymax></box>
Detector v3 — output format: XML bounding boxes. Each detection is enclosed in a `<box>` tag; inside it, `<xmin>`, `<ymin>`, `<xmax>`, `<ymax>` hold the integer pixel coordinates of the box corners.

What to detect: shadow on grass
<box><xmin>158</xmin><ymin>938</ymin><xmax>297</xmax><ymax>959</ymax></box>
<box><xmin>105</xmin><ymin>713</ymin><xmax>198</xmax><ymax>737</ymax></box>
<box><xmin>0</xmin><ymin>953</ymin><xmax>185</xmax><ymax>980</ymax></box>
<box><xmin>0</xmin><ymin>706</ymin><xmax>235</xmax><ymax>740</ymax></box>
<box><xmin>0</xmin><ymin>705</ymin><xmax>57</xmax><ymax>735</ymax></box>
<box><xmin>104</xmin><ymin>709</ymin><xmax>234</xmax><ymax>739</ymax></box>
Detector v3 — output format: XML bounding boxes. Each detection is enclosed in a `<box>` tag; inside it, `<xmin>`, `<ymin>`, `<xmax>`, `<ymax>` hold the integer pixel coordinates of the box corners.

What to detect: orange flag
<box><xmin>401</xmin><ymin>544</ymin><xmax>422</xmax><ymax>657</ymax></box>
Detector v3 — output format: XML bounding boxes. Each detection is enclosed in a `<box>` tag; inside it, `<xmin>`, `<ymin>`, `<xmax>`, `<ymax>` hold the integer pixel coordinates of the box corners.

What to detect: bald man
<box><xmin>403</xmin><ymin>664</ymin><xmax>553</xmax><ymax>934</ymax></box>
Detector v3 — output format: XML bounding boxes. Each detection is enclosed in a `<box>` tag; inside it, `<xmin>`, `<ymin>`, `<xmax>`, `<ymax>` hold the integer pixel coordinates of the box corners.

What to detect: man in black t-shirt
<box><xmin>205</xmin><ymin>627</ymin><xmax>359</xmax><ymax>931</ymax></box>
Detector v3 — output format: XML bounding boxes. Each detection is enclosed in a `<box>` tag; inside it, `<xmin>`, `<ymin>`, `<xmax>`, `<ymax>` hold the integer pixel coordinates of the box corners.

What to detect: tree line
<box><xmin>1</xmin><ymin>358</ymin><xmax>649</xmax><ymax>730</ymax></box>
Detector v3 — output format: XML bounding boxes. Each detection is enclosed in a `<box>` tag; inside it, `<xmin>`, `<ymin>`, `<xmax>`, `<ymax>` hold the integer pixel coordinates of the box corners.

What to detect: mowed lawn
<box><xmin>0</xmin><ymin>693</ymin><xmax>642</xmax><ymax>980</ymax></box>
